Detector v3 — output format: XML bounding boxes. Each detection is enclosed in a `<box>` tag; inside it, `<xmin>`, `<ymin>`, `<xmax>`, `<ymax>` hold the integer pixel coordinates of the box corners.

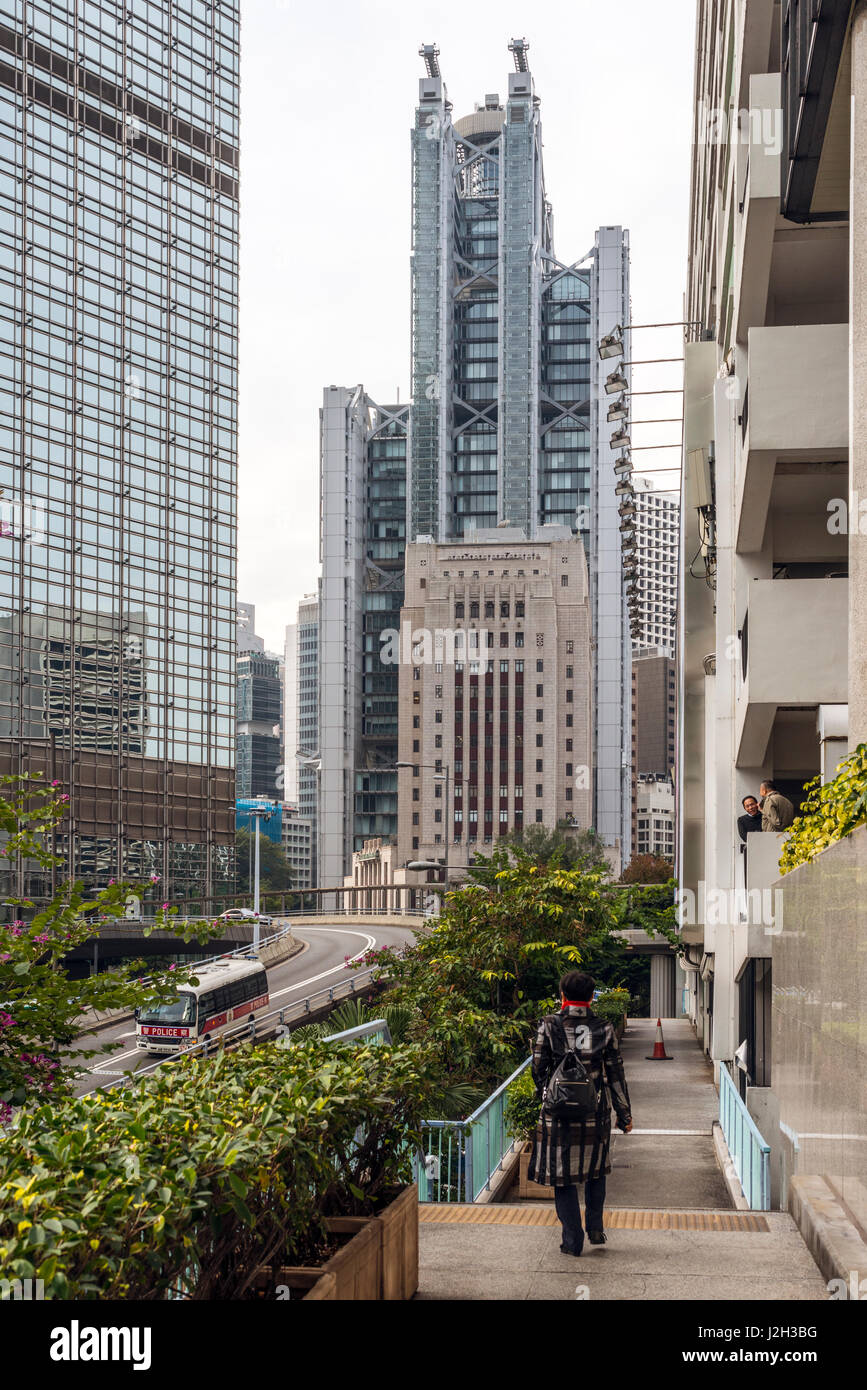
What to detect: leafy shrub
<box><xmin>593</xmin><ymin>987</ymin><xmax>632</xmax><ymax>1029</ymax></box>
<box><xmin>0</xmin><ymin>774</ymin><xmax>222</xmax><ymax>1118</ymax></box>
<box><xmin>778</xmin><ymin>742</ymin><xmax>867</xmax><ymax>875</ymax></box>
<box><xmin>0</xmin><ymin>1038</ymin><xmax>437</xmax><ymax>1300</ymax></box>
<box><xmin>504</xmin><ymin>1065</ymin><xmax>539</xmax><ymax>1142</ymax></box>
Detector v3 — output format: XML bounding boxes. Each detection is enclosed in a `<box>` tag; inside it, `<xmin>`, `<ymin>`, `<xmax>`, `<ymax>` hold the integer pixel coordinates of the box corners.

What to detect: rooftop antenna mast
<box><xmin>509</xmin><ymin>37</ymin><xmax>530</xmax><ymax>72</ymax></box>
<box><xmin>419</xmin><ymin>43</ymin><xmax>441</xmax><ymax>78</ymax></box>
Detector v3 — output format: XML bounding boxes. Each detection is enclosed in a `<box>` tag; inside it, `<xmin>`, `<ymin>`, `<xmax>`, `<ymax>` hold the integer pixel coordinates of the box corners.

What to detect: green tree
<box><xmin>235</xmin><ymin>827</ymin><xmax>294</xmax><ymax>893</ymax></box>
<box><xmin>621</xmin><ymin>853</ymin><xmax>674</xmax><ymax>884</ymax></box>
<box><xmin>353</xmin><ymin>854</ymin><xmax>624</xmax><ymax>1092</ymax></box>
<box><xmin>0</xmin><ymin>774</ymin><xmax>223</xmax><ymax>1120</ymax></box>
<box><xmin>466</xmin><ymin>821</ymin><xmax>608</xmax><ymax>885</ymax></box>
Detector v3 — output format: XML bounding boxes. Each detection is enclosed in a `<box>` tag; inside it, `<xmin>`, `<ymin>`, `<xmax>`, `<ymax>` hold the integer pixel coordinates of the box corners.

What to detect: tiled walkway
<box><xmin>416</xmin><ymin>1018</ymin><xmax>829</xmax><ymax>1300</ymax></box>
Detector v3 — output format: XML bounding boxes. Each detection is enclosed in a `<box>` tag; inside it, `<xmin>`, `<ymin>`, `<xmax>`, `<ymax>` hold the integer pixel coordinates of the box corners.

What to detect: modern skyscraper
<box><xmin>235</xmin><ymin>650</ymin><xmax>281</xmax><ymax>800</ymax></box>
<box><xmin>0</xmin><ymin>0</ymin><xmax>239</xmax><ymax>902</ymax></box>
<box><xmin>295</xmin><ymin>592</ymin><xmax>319</xmax><ymax>884</ymax></box>
<box><xmin>317</xmin><ymin>42</ymin><xmax>631</xmax><ymax>884</ymax></box>
<box><xmin>235</xmin><ymin>603</ymin><xmax>282</xmax><ymax>800</ymax></box>
<box><xmin>318</xmin><ymin>389</ymin><xmax>407</xmax><ymax>886</ymax></box>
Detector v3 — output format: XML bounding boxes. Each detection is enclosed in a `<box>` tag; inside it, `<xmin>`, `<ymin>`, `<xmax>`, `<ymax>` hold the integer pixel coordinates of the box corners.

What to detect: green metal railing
<box><xmin>719</xmin><ymin>1062</ymin><xmax>771</xmax><ymax>1210</ymax></box>
<box><xmin>416</xmin><ymin>1056</ymin><xmax>531</xmax><ymax>1203</ymax></box>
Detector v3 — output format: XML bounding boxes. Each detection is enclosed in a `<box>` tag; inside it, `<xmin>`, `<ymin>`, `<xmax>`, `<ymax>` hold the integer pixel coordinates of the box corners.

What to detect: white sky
<box><xmin>237</xmin><ymin>0</ymin><xmax>697</xmax><ymax>653</ymax></box>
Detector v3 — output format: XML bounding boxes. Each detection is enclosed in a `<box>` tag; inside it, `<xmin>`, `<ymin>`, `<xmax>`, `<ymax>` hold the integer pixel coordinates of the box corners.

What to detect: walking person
<box><xmin>528</xmin><ymin>970</ymin><xmax>632</xmax><ymax>1255</ymax></box>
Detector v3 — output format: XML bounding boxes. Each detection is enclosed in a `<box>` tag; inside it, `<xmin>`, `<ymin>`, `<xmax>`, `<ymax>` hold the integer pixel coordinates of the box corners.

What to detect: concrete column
<box><xmin>649</xmin><ymin>952</ymin><xmax>676</xmax><ymax>1018</ymax></box>
<box><xmin>850</xmin><ymin>3</ymin><xmax>867</xmax><ymax>746</ymax></box>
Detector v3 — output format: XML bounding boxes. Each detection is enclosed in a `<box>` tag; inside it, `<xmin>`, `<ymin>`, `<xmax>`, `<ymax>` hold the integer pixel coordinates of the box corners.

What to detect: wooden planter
<box><xmin>255</xmin><ymin>1217</ymin><xmax>380</xmax><ymax>1301</ymax></box>
<box><xmin>517</xmin><ymin>1141</ymin><xmax>555</xmax><ymax>1200</ymax></box>
<box><xmin>377</xmin><ymin>1184</ymin><xmax>418</xmax><ymax>1301</ymax></box>
<box><xmin>319</xmin><ymin>1216</ymin><xmax>382</xmax><ymax>1299</ymax></box>
<box><xmin>249</xmin><ymin>1185</ymin><xmax>418</xmax><ymax>1301</ymax></box>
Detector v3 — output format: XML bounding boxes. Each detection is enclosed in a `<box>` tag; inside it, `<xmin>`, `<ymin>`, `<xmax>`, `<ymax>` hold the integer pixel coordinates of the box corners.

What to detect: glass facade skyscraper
<box><xmin>410</xmin><ymin>61</ymin><xmax>594</xmax><ymax>550</ymax></box>
<box><xmin>0</xmin><ymin>0</ymin><xmax>238</xmax><ymax>903</ymax></box>
<box><xmin>316</xmin><ymin>43</ymin><xmax>633</xmax><ymax>884</ymax></box>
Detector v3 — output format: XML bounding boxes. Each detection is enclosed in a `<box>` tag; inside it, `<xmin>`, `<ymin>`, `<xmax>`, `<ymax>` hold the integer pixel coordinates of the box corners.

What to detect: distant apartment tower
<box><xmin>631</xmin><ymin>481</ymin><xmax>679</xmax><ymax>654</ymax></box>
<box><xmin>317</xmin><ymin>42</ymin><xmax>631</xmax><ymax>883</ymax></box>
<box><xmin>634</xmin><ymin>774</ymin><xmax>675</xmax><ymax>862</ymax></box>
<box><xmin>237</xmin><ymin>602</ymin><xmax>265</xmax><ymax>654</ymax></box>
<box><xmin>396</xmin><ymin>530</ymin><xmax>592</xmax><ymax>871</ymax></box>
<box><xmin>280</xmin><ymin>803</ymin><xmax>313</xmax><ymax>891</ymax></box>
<box><xmin>295</xmin><ymin>594</ymin><xmax>320</xmax><ymax>884</ymax></box>
<box><xmin>0</xmin><ymin>0</ymin><xmax>239</xmax><ymax>902</ymax></box>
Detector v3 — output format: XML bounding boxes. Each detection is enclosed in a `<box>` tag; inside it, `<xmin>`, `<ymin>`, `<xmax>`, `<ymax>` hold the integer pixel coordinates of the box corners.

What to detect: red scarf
<box><xmin>563</xmin><ymin>1000</ymin><xmax>592</xmax><ymax>1007</ymax></box>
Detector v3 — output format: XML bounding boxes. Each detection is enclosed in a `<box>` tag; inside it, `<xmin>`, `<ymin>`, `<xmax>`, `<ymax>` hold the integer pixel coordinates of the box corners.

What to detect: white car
<box><xmin>219</xmin><ymin>908</ymin><xmax>273</xmax><ymax>927</ymax></box>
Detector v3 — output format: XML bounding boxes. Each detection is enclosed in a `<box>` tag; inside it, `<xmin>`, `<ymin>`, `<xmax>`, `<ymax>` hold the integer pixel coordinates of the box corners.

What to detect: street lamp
<box><xmin>245</xmin><ymin>803</ymin><xmax>274</xmax><ymax>955</ymax></box>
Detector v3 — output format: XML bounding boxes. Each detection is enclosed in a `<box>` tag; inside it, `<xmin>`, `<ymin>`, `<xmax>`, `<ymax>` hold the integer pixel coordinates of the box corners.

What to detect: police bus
<box><xmin>135</xmin><ymin>957</ymin><xmax>270</xmax><ymax>1056</ymax></box>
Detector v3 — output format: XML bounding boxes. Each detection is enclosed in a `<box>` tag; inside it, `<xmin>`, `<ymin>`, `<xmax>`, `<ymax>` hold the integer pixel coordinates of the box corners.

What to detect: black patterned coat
<box><xmin>527</xmin><ymin>1004</ymin><xmax>632</xmax><ymax>1187</ymax></box>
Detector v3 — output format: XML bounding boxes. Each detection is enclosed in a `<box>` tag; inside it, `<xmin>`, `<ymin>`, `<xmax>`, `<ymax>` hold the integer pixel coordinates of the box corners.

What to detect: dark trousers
<box><xmin>554</xmin><ymin>1176</ymin><xmax>607</xmax><ymax>1251</ymax></box>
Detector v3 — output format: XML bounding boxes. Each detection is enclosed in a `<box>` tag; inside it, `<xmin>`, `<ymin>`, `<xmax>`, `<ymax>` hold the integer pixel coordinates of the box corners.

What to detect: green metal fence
<box><xmin>416</xmin><ymin>1056</ymin><xmax>531</xmax><ymax>1203</ymax></box>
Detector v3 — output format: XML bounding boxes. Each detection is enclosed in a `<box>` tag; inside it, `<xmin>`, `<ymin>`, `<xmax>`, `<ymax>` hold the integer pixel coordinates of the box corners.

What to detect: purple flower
<box><xmin>50</xmin><ymin>780</ymin><xmax>60</xmax><ymax>787</ymax></box>
<box><xmin>169</xmin><ymin>963</ymin><xmax>176</xmax><ymax>971</ymax></box>
<box><xmin>161</xmin><ymin>902</ymin><xmax>169</xmax><ymax>911</ymax></box>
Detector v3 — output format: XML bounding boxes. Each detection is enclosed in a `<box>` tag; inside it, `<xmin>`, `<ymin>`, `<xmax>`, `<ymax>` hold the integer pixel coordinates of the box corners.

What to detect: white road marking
<box><xmin>90</xmin><ymin>926</ymin><xmax>379</xmax><ymax>1072</ymax></box>
<box><xmin>628</xmin><ymin>1129</ymin><xmax>709</xmax><ymax>1136</ymax></box>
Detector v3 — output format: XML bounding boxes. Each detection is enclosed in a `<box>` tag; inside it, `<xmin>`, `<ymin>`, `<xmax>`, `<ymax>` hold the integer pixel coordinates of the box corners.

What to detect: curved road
<box><xmin>71</xmin><ymin>919</ymin><xmax>419</xmax><ymax>1095</ymax></box>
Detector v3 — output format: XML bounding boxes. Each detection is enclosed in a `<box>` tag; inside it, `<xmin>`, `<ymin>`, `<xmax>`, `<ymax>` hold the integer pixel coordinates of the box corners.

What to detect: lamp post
<box><xmin>246</xmin><ymin>804</ymin><xmax>273</xmax><ymax>955</ymax></box>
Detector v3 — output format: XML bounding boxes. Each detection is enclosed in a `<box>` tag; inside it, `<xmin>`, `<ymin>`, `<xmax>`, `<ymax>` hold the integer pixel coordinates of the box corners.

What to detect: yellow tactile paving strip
<box><xmin>419</xmin><ymin>1205</ymin><xmax>770</xmax><ymax>1232</ymax></box>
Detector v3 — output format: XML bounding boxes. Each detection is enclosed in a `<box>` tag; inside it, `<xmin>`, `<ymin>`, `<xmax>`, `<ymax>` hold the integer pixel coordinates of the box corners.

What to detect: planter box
<box><xmin>249</xmin><ymin>1186</ymin><xmax>418</xmax><ymax>1302</ymax></box>
<box><xmin>266</xmin><ymin>1217</ymin><xmax>381</xmax><ymax>1301</ymax></box>
<box><xmin>320</xmin><ymin>1216</ymin><xmax>382</xmax><ymax>1299</ymax></box>
<box><xmin>377</xmin><ymin>1184</ymin><xmax>419</xmax><ymax>1301</ymax></box>
<box><xmin>517</xmin><ymin>1141</ymin><xmax>555</xmax><ymax>1200</ymax></box>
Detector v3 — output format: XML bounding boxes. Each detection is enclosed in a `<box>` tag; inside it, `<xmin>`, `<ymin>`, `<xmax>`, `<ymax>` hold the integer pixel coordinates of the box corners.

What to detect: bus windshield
<box><xmin>137</xmin><ymin>993</ymin><xmax>196</xmax><ymax>1026</ymax></box>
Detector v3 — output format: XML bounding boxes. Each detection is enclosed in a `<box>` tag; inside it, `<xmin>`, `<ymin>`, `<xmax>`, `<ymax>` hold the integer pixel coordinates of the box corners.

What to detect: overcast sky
<box><xmin>237</xmin><ymin>0</ymin><xmax>697</xmax><ymax>653</ymax></box>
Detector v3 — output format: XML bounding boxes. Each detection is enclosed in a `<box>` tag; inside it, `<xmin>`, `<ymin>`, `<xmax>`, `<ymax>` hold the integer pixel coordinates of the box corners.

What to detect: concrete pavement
<box><xmin>416</xmin><ymin>1018</ymin><xmax>830</xmax><ymax>1300</ymax></box>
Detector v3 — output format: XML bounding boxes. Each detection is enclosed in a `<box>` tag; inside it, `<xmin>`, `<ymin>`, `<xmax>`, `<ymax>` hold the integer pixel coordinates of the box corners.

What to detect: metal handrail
<box><xmin>321</xmin><ymin>1019</ymin><xmax>392</xmax><ymax>1045</ymax></box>
<box><xmin>719</xmin><ymin>1062</ymin><xmax>771</xmax><ymax>1210</ymax></box>
<box><xmin>416</xmin><ymin>1055</ymin><xmax>532</xmax><ymax>1203</ymax></box>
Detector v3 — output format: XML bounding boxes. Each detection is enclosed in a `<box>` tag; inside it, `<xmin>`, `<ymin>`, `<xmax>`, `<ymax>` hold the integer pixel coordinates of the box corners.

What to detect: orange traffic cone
<box><xmin>645</xmin><ymin>1018</ymin><xmax>674</xmax><ymax>1060</ymax></box>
